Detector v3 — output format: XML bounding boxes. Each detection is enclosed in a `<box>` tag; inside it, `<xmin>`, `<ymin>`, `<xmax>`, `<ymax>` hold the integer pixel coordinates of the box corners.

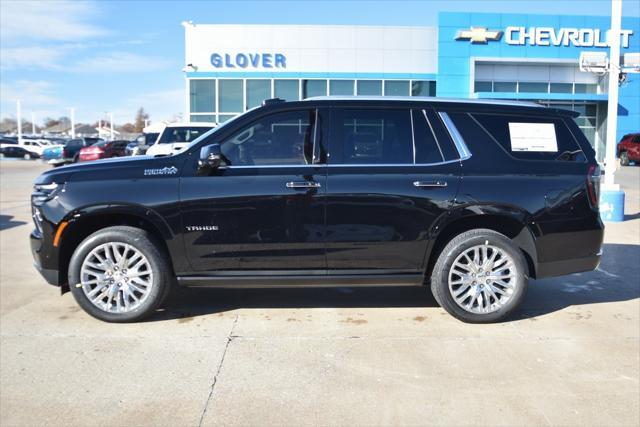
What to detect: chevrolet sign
<box><xmin>455</xmin><ymin>25</ymin><xmax>633</xmax><ymax>48</ymax></box>
<box><xmin>455</xmin><ymin>27</ymin><xmax>503</xmax><ymax>43</ymax></box>
<box><xmin>505</xmin><ymin>27</ymin><xmax>633</xmax><ymax>48</ymax></box>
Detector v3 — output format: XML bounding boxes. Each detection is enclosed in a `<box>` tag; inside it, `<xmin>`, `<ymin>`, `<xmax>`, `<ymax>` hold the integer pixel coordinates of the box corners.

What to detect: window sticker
<box><xmin>508</xmin><ymin>122</ymin><xmax>558</xmax><ymax>152</ymax></box>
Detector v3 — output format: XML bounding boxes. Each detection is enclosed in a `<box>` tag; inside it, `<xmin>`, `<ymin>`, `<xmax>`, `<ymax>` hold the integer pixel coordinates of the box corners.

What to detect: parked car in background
<box><xmin>62</xmin><ymin>137</ymin><xmax>103</xmax><ymax>163</ymax></box>
<box><xmin>78</xmin><ymin>140</ymin><xmax>129</xmax><ymax>162</ymax></box>
<box><xmin>145</xmin><ymin>123</ymin><xmax>215</xmax><ymax>156</ymax></box>
<box><xmin>19</xmin><ymin>139</ymin><xmax>53</xmax><ymax>157</ymax></box>
<box><xmin>42</xmin><ymin>144</ymin><xmax>66</xmax><ymax>166</ymax></box>
<box><xmin>617</xmin><ymin>133</ymin><xmax>640</xmax><ymax>166</ymax></box>
<box><xmin>0</xmin><ymin>138</ymin><xmax>18</xmax><ymax>149</ymax></box>
<box><xmin>0</xmin><ymin>145</ymin><xmax>40</xmax><ymax>159</ymax></box>
<box><xmin>125</xmin><ymin>133</ymin><xmax>160</xmax><ymax>156</ymax></box>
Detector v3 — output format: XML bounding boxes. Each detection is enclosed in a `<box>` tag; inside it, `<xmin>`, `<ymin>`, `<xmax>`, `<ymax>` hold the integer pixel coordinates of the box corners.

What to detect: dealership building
<box><xmin>182</xmin><ymin>12</ymin><xmax>639</xmax><ymax>161</ymax></box>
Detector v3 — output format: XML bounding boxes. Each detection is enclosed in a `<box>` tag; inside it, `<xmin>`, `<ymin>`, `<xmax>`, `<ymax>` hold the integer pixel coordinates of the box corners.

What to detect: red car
<box><xmin>617</xmin><ymin>133</ymin><xmax>640</xmax><ymax>166</ymax></box>
<box><xmin>78</xmin><ymin>140</ymin><xmax>129</xmax><ymax>162</ymax></box>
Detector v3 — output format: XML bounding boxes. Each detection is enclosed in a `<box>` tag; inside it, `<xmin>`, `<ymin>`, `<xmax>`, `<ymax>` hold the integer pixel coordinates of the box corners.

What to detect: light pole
<box><xmin>599</xmin><ymin>0</ymin><xmax>626</xmax><ymax>222</ymax></box>
<box><xmin>16</xmin><ymin>100</ymin><xmax>22</xmax><ymax>143</ymax></box>
<box><xmin>70</xmin><ymin>108</ymin><xmax>76</xmax><ymax>138</ymax></box>
<box><xmin>604</xmin><ymin>0</ymin><xmax>622</xmax><ymax>190</ymax></box>
<box><xmin>110</xmin><ymin>112</ymin><xmax>114</xmax><ymax>141</ymax></box>
<box><xmin>31</xmin><ymin>112</ymin><xmax>36</xmax><ymax>135</ymax></box>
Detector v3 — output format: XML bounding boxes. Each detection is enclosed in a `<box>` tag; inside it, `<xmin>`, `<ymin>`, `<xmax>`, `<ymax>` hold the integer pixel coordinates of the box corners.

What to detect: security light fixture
<box><xmin>182</xmin><ymin>63</ymin><xmax>198</xmax><ymax>72</ymax></box>
<box><xmin>579</xmin><ymin>51</ymin><xmax>609</xmax><ymax>75</ymax></box>
<box><xmin>622</xmin><ymin>52</ymin><xmax>640</xmax><ymax>73</ymax></box>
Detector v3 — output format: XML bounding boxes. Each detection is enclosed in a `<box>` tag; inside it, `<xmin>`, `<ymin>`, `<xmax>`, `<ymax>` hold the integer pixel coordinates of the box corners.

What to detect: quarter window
<box><xmin>221</xmin><ymin>110</ymin><xmax>316</xmax><ymax>166</ymax></box>
<box><xmin>469</xmin><ymin>113</ymin><xmax>585</xmax><ymax>162</ymax></box>
<box><xmin>331</xmin><ymin>109</ymin><xmax>413</xmax><ymax>164</ymax></box>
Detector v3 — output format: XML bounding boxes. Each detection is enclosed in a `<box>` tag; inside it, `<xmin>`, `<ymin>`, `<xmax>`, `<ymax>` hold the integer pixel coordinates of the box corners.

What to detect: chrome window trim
<box><xmin>220</xmin><ymin>164</ymin><xmax>322</xmax><ymax>169</ymax></box>
<box><xmin>312</xmin><ymin>109</ymin><xmax>318</xmax><ymax>164</ymax></box>
<box><xmin>421</xmin><ymin>109</ymin><xmax>445</xmax><ymax>163</ymax></box>
<box><xmin>409</xmin><ymin>108</ymin><xmax>416</xmax><ymax>164</ymax></box>
<box><xmin>219</xmin><ymin>159</ymin><xmax>462</xmax><ymax>169</ymax></box>
<box><xmin>438</xmin><ymin>111</ymin><xmax>472</xmax><ymax>160</ymax></box>
<box><xmin>327</xmin><ymin>159</ymin><xmax>462</xmax><ymax>167</ymax></box>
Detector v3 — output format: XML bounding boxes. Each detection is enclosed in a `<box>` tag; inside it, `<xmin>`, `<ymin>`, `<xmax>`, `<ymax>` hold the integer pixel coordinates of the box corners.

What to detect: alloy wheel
<box><xmin>448</xmin><ymin>244</ymin><xmax>517</xmax><ymax>314</ymax></box>
<box><xmin>80</xmin><ymin>242</ymin><xmax>154</xmax><ymax>313</ymax></box>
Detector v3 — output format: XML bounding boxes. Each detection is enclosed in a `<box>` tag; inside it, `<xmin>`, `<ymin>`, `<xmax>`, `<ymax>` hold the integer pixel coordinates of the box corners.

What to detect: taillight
<box><xmin>587</xmin><ymin>164</ymin><xmax>601</xmax><ymax>210</ymax></box>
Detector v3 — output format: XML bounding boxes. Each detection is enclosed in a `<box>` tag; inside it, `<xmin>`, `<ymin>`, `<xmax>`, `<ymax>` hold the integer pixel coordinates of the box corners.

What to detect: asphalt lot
<box><xmin>1</xmin><ymin>159</ymin><xmax>638</xmax><ymax>426</ymax></box>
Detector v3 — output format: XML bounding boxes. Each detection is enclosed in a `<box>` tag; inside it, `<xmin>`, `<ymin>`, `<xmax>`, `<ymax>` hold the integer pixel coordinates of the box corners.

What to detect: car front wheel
<box><xmin>430</xmin><ymin>229</ymin><xmax>528</xmax><ymax>323</ymax></box>
<box><xmin>68</xmin><ymin>226</ymin><xmax>173</xmax><ymax>322</ymax></box>
<box><xmin>620</xmin><ymin>151</ymin><xmax>630</xmax><ymax>166</ymax></box>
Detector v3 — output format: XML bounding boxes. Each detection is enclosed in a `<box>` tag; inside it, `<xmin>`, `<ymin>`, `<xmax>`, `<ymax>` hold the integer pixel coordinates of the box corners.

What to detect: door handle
<box><xmin>413</xmin><ymin>181</ymin><xmax>447</xmax><ymax>188</ymax></box>
<box><xmin>286</xmin><ymin>181</ymin><xmax>321</xmax><ymax>189</ymax></box>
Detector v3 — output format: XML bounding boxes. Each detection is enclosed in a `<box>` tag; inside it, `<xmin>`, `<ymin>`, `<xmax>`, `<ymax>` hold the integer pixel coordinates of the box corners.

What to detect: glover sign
<box><xmin>210</xmin><ymin>53</ymin><xmax>287</xmax><ymax>69</ymax></box>
<box><xmin>505</xmin><ymin>27</ymin><xmax>633</xmax><ymax>48</ymax></box>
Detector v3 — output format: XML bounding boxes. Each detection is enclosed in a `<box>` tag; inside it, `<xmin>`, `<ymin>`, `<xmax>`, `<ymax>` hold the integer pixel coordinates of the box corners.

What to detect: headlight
<box><xmin>32</xmin><ymin>182</ymin><xmax>63</xmax><ymax>206</ymax></box>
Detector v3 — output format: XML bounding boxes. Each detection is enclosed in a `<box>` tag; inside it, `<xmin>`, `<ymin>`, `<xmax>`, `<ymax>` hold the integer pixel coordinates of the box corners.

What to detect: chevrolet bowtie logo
<box><xmin>455</xmin><ymin>27</ymin><xmax>503</xmax><ymax>43</ymax></box>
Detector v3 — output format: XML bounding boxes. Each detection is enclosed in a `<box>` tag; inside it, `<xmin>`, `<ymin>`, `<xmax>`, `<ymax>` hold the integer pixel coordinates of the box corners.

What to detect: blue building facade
<box><xmin>437</xmin><ymin>12</ymin><xmax>640</xmax><ymax>160</ymax></box>
<box><xmin>184</xmin><ymin>12</ymin><xmax>639</xmax><ymax>161</ymax></box>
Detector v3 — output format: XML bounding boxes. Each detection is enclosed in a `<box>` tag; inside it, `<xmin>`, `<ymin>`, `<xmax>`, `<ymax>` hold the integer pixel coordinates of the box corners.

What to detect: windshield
<box><xmin>157</xmin><ymin>126</ymin><xmax>213</xmax><ymax>144</ymax></box>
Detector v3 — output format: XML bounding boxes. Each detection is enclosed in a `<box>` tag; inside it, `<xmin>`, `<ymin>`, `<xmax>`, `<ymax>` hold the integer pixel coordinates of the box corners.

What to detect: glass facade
<box><xmin>302</xmin><ymin>80</ymin><xmax>327</xmax><ymax>99</ymax></box>
<box><xmin>384</xmin><ymin>80</ymin><xmax>410</xmax><ymax>96</ymax></box>
<box><xmin>329</xmin><ymin>80</ymin><xmax>354</xmax><ymax>95</ymax></box>
<box><xmin>274</xmin><ymin>79</ymin><xmax>299</xmax><ymax>101</ymax></box>
<box><xmin>474</xmin><ymin>81</ymin><xmax>598</xmax><ymax>95</ymax></box>
<box><xmin>188</xmin><ymin>78</ymin><xmax>437</xmax><ymax>123</ymax></box>
<box><xmin>247</xmin><ymin>80</ymin><xmax>271</xmax><ymax>109</ymax></box>
<box><xmin>357</xmin><ymin>80</ymin><xmax>382</xmax><ymax>95</ymax></box>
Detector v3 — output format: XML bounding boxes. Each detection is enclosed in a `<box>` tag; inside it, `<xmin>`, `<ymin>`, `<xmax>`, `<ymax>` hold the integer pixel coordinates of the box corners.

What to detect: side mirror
<box><xmin>198</xmin><ymin>143</ymin><xmax>222</xmax><ymax>170</ymax></box>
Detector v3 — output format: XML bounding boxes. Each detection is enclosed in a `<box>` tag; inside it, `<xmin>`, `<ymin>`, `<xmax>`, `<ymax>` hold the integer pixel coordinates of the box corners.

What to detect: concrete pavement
<box><xmin>1</xmin><ymin>160</ymin><xmax>638</xmax><ymax>426</ymax></box>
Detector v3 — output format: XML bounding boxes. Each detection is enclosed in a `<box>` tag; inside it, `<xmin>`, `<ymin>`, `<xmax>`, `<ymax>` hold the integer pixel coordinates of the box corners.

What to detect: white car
<box><xmin>146</xmin><ymin>123</ymin><xmax>216</xmax><ymax>157</ymax></box>
<box><xmin>19</xmin><ymin>139</ymin><xmax>52</xmax><ymax>156</ymax></box>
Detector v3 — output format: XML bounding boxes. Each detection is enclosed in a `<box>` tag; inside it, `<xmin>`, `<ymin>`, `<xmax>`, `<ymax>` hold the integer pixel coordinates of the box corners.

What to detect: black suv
<box><xmin>30</xmin><ymin>97</ymin><xmax>604</xmax><ymax>323</ymax></box>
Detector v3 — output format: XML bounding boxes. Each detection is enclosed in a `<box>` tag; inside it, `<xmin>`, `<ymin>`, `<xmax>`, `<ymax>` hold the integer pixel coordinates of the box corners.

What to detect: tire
<box><xmin>73</xmin><ymin>154</ymin><xmax>79</xmax><ymax>163</ymax></box>
<box><xmin>430</xmin><ymin>229</ymin><xmax>528</xmax><ymax>323</ymax></box>
<box><xmin>620</xmin><ymin>151</ymin><xmax>630</xmax><ymax>166</ymax></box>
<box><xmin>23</xmin><ymin>153</ymin><xmax>31</xmax><ymax>160</ymax></box>
<box><xmin>68</xmin><ymin>226</ymin><xmax>173</xmax><ymax>322</ymax></box>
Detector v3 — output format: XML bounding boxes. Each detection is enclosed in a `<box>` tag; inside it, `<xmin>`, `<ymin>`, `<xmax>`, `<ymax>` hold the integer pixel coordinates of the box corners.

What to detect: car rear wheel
<box><xmin>620</xmin><ymin>151</ymin><xmax>630</xmax><ymax>166</ymax></box>
<box><xmin>430</xmin><ymin>229</ymin><xmax>528</xmax><ymax>323</ymax></box>
<box><xmin>68</xmin><ymin>226</ymin><xmax>173</xmax><ymax>322</ymax></box>
<box><xmin>23</xmin><ymin>153</ymin><xmax>32</xmax><ymax>160</ymax></box>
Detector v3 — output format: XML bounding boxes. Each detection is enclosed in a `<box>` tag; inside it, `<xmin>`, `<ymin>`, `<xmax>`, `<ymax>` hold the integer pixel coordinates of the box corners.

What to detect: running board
<box><xmin>176</xmin><ymin>274</ymin><xmax>424</xmax><ymax>288</ymax></box>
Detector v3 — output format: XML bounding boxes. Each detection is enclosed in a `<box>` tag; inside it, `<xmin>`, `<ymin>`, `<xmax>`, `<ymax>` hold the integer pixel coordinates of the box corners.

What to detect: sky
<box><xmin>1</xmin><ymin>0</ymin><xmax>639</xmax><ymax>126</ymax></box>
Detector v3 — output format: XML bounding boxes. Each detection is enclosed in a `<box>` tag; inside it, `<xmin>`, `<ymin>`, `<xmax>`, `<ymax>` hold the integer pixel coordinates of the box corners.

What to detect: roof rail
<box><xmin>262</xmin><ymin>98</ymin><xmax>286</xmax><ymax>106</ymax></box>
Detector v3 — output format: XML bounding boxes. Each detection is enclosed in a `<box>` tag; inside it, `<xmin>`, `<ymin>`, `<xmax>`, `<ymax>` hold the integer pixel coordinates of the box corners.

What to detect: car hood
<box><xmin>34</xmin><ymin>154</ymin><xmax>187</xmax><ymax>185</ymax></box>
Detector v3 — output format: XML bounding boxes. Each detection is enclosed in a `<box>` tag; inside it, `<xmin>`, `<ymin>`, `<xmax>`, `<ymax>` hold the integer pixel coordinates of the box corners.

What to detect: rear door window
<box><xmin>330</xmin><ymin>109</ymin><xmax>413</xmax><ymax>164</ymax></box>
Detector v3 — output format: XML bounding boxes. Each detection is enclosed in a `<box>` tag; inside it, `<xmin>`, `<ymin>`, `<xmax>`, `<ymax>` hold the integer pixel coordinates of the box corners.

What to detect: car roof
<box><xmin>255</xmin><ymin>95</ymin><xmax>577</xmax><ymax>117</ymax></box>
<box><xmin>164</xmin><ymin>122</ymin><xmax>217</xmax><ymax>128</ymax></box>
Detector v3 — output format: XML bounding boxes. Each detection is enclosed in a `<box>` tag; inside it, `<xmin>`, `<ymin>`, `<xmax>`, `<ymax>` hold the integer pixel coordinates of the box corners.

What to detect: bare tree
<box><xmin>134</xmin><ymin>108</ymin><xmax>149</xmax><ymax>132</ymax></box>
